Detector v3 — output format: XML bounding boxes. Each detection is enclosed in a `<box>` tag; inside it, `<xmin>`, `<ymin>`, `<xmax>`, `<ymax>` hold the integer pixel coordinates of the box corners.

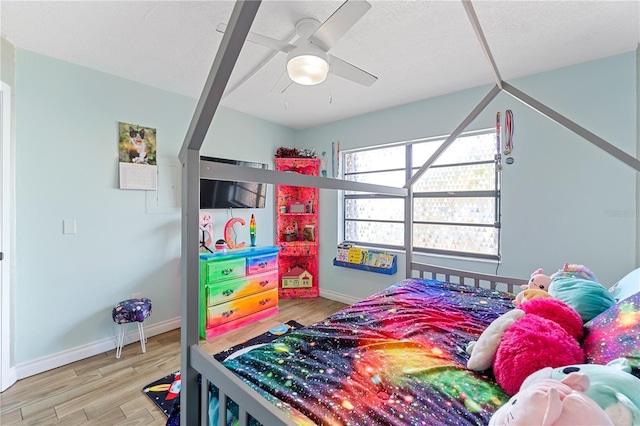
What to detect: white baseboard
<box><xmin>319</xmin><ymin>289</ymin><xmax>360</xmax><ymax>305</ymax></box>
<box><xmin>1</xmin><ymin>366</ymin><xmax>17</xmax><ymax>392</ymax></box>
<box><xmin>15</xmin><ymin>317</ymin><xmax>181</xmax><ymax>380</ymax></box>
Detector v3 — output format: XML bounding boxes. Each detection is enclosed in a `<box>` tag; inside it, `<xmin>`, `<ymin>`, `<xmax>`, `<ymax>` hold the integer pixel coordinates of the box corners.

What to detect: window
<box><xmin>343</xmin><ymin>130</ymin><xmax>501</xmax><ymax>260</ymax></box>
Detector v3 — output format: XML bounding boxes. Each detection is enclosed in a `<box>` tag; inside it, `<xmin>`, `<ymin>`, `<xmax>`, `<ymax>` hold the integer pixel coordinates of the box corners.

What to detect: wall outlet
<box><xmin>132</xmin><ymin>292</ymin><xmax>142</xmax><ymax>299</ymax></box>
<box><xmin>63</xmin><ymin>219</ymin><xmax>77</xmax><ymax>234</ymax></box>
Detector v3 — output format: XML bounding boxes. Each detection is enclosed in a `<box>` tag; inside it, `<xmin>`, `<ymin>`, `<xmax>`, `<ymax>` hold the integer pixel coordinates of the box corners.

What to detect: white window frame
<box><xmin>342</xmin><ymin>129</ymin><xmax>501</xmax><ymax>261</ymax></box>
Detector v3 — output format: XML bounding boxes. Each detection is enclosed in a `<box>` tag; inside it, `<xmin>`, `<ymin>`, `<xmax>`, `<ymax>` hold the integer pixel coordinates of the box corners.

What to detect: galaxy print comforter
<box><xmin>218</xmin><ymin>278</ymin><xmax>515</xmax><ymax>425</ymax></box>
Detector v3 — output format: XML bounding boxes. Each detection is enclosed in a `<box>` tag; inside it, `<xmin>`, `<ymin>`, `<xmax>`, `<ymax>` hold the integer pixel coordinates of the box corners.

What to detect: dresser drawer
<box><xmin>207</xmin><ymin>288</ymin><xmax>278</xmax><ymax>328</ymax></box>
<box><xmin>246</xmin><ymin>253</ymin><xmax>278</xmax><ymax>275</ymax></box>
<box><xmin>202</xmin><ymin>257</ymin><xmax>246</xmax><ymax>284</ymax></box>
<box><xmin>206</xmin><ymin>270</ymin><xmax>278</xmax><ymax>306</ymax></box>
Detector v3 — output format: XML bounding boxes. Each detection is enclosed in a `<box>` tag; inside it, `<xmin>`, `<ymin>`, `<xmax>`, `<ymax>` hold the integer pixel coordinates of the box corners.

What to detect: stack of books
<box><xmin>336</xmin><ymin>243</ymin><xmax>395</xmax><ymax>269</ymax></box>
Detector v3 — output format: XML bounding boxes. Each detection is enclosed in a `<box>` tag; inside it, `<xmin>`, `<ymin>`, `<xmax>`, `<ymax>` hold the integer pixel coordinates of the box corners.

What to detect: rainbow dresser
<box><xmin>199</xmin><ymin>246</ymin><xmax>279</xmax><ymax>339</ymax></box>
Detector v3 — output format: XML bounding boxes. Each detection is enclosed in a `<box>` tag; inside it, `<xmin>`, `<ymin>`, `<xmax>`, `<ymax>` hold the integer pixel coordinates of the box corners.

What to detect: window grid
<box><xmin>343</xmin><ymin>130</ymin><xmax>501</xmax><ymax>260</ymax></box>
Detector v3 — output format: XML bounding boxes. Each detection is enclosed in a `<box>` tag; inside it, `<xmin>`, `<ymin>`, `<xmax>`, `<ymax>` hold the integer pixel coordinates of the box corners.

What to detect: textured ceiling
<box><xmin>1</xmin><ymin>1</ymin><xmax>639</xmax><ymax>130</ymax></box>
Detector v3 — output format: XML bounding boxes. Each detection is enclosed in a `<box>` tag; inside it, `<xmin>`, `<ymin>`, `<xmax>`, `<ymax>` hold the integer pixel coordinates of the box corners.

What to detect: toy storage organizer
<box><xmin>275</xmin><ymin>157</ymin><xmax>320</xmax><ymax>298</ymax></box>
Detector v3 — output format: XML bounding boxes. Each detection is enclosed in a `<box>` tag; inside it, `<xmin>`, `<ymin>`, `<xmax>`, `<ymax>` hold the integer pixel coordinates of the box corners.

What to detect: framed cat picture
<box><xmin>118</xmin><ymin>122</ymin><xmax>157</xmax><ymax>165</ymax></box>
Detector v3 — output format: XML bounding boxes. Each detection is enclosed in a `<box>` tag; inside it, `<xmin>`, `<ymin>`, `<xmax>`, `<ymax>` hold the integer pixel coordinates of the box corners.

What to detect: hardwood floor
<box><xmin>0</xmin><ymin>297</ymin><xmax>347</xmax><ymax>425</ymax></box>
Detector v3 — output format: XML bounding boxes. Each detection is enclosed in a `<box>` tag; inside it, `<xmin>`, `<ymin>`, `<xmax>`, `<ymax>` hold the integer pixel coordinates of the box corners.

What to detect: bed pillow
<box><xmin>583</xmin><ymin>292</ymin><xmax>640</xmax><ymax>373</ymax></box>
<box><xmin>608</xmin><ymin>268</ymin><xmax>640</xmax><ymax>303</ymax></box>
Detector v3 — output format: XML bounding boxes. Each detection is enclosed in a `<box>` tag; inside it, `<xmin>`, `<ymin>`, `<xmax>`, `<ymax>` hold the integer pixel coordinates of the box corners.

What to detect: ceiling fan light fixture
<box><xmin>286</xmin><ymin>46</ymin><xmax>330</xmax><ymax>86</ymax></box>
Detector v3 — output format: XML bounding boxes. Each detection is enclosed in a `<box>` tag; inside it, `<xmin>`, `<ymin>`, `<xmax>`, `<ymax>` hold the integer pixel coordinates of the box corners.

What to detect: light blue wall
<box><xmin>297</xmin><ymin>52</ymin><xmax>638</xmax><ymax>300</ymax></box>
<box><xmin>14</xmin><ymin>50</ymin><xmax>294</xmax><ymax>363</ymax></box>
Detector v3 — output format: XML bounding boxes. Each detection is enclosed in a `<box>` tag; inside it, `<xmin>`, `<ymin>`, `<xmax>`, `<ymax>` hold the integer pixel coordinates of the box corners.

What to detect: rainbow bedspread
<box><xmin>220</xmin><ymin>278</ymin><xmax>514</xmax><ymax>425</ymax></box>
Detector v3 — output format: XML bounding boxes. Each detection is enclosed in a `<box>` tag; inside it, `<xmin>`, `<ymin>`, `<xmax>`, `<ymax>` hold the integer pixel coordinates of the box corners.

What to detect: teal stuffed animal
<box><xmin>521</xmin><ymin>358</ymin><xmax>640</xmax><ymax>426</ymax></box>
<box><xmin>548</xmin><ymin>263</ymin><xmax>615</xmax><ymax>322</ymax></box>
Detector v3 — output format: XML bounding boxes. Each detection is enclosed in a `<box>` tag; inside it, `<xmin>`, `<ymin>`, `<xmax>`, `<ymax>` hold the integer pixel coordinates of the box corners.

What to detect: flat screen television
<box><xmin>200</xmin><ymin>156</ymin><xmax>268</xmax><ymax>209</ymax></box>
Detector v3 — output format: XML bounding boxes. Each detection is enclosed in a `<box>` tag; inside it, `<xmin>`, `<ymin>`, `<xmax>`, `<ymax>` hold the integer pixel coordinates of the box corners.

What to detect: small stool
<box><xmin>112</xmin><ymin>298</ymin><xmax>152</xmax><ymax>358</ymax></box>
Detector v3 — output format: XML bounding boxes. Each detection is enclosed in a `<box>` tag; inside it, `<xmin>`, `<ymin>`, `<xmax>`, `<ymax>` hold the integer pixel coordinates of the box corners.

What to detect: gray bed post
<box><xmin>180</xmin><ymin>149</ymin><xmax>200</xmax><ymax>426</ymax></box>
<box><xmin>179</xmin><ymin>1</ymin><xmax>261</xmax><ymax>424</ymax></box>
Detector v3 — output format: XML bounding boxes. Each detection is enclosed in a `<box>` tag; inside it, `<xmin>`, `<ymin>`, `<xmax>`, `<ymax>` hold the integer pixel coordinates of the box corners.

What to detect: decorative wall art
<box><xmin>118</xmin><ymin>121</ymin><xmax>158</xmax><ymax>190</ymax></box>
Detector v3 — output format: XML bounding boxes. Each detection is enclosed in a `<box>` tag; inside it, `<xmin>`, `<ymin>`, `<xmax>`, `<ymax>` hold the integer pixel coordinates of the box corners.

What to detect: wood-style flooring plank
<box><xmin>82</xmin><ymin>405</ymin><xmax>125</xmax><ymax>423</ymax></box>
<box><xmin>20</xmin><ymin>367</ymin><xmax>135</xmax><ymax>419</ymax></box>
<box><xmin>54</xmin><ymin>366</ymin><xmax>165</xmax><ymax>420</ymax></box>
<box><xmin>0</xmin><ymin>297</ymin><xmax>346</xmax><ymax>425</ymax></box>
<box><xmin>13</xmin><ymin>407</ymin><xmax>87</xmax><ymax>426</ymax></box>
<box><xmin>119</xmin><ymin>394</ymin><xmax>159</xmax><ymax>418</ymax></box>
<box><xmin>1</xmin><ymin>370</ymin><xmax>103</xmax><ymax>416</ymax></box>
<box><xmin>0</xmin><ymin>407</ymin><xmax>22</xmax><ymax>424</ymax></box>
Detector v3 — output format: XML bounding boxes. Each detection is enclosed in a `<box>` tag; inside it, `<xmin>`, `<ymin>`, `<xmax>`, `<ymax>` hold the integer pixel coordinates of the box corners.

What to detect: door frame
<box><xmin>1</xmin><ymin>80</ymin><xmax>16</xmax><ymax>392</ymax></box>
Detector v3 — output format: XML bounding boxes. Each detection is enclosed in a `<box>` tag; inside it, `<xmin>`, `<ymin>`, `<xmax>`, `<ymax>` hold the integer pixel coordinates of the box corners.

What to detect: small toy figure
<box><xmin>199</xmin><ymin>212</ymin><xmax>214</xmax><ymax>253</ymax></box>
<box><xmin>214</xmin><ymin>239</ymin><xmax>227</xmax><ymax>251</ymax></box>
<box><xmin>513</xmin><ymin>268</ymin><xmax>552</xmax><ymax>306</ymax></box>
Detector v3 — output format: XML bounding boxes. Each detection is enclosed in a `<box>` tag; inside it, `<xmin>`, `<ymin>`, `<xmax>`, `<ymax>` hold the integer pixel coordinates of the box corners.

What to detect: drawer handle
<box><xmin>222</xmin><ymin>289</ymin><xmax>235</xmax><ymax>297</ymax></box>
<box><xmin>221</xmin><ymin>310</ymin><xmax>235</xmax><ymax>318</ymax></box>
<box><xmin>258</xmin><ymin>261</ymin><xmax>268</xmax><ymax>268</ymax></box>
<box><xmin>221</xmin><ymin>268</ymin><xmax>233</xmax><ymax>275</ymax></box>
<box><xmin>259</xmin><ymin>280</ymin><xmax>269</xmax><ymax>287</ymax></box>
<box><xmin>258</xmin><ymin>298</ymin><xmax>271</xmax><ymax>306</ymax></box>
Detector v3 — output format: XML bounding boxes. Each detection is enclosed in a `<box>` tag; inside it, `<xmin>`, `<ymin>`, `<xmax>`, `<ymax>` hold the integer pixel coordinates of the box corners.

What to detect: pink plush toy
<box><xmin>199</xmin><ymin>211</ymin><xmax>214</xmax><ymax>251</ymax></box>
<box><xmin>514</xmin><ymin>268</ymin><xmax>553</xmax><ymax>306</ymax></box>
<box><xmin>467</xmin><ymin>298</ymin><xmax>584</xmax><ymax>395</ymax></box>
<box><xmin>489</xmin><ymin>372</ymin><xmax>613</xmax><ymax>426</ymax></box>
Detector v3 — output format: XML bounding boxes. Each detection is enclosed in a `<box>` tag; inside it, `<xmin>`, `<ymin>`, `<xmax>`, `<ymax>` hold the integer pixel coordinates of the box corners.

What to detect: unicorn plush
<box><xmin>550</xmin><ymin>263</ymin><xmax>598</xmax><ymax>282</ymax></box>
<box><xmin>548</xmin><ymin>263</ymin><xmax>614</xmax><ymax>322</ymax></box>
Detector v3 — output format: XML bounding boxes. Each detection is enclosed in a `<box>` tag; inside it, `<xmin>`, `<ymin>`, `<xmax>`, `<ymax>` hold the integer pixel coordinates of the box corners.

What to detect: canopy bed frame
<box><xmin>178</xmin><ymin>1</ymin><xmax>640</xmax><ymax>425</ymax></box>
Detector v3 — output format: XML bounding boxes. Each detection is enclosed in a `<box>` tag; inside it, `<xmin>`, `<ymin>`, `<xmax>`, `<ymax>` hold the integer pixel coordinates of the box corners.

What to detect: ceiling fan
<box><xmin>217</xmin><ymin>0</ymin><xmax>378</xmax><ymax>93</ymax></box>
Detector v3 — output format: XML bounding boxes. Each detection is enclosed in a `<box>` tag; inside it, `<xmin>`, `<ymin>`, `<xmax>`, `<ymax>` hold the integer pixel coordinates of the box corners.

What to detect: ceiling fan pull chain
<box><xmin>284</xmin><ymin>90</ymin><xmax>289</xmax><ymax>110</ymax></box>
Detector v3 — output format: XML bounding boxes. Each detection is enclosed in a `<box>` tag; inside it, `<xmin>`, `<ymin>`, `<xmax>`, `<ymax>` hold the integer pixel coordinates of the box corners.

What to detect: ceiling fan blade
<box><xmin>271</xmin><ymin>71</ymin><xmax>294</xmax><ymax>94</ymax></box>
<box><xmin>329</xmin><ymin>55</ymin><xmax>377</xmax><ymax>87</ymax></box>
<box><xmin>308</xmin><ymin>0</ymin><xmax>372</xmax><ymax>51</ymax></box>
<box><xmin>217</xmin><ymin>23</ymin><xmax>295</xmax><ymax>53</ymax></box>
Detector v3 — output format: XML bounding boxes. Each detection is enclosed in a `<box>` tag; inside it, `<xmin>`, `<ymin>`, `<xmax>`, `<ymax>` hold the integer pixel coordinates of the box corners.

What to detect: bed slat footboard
<box><xmin>191</xmin><ymin>344</ymin><xmax>296</xmax><ymax>426</ymax></box>
<box><xmin>411</xmin><ymin>262</ymin><xmax>527</xmax><ymax>294</ymax></box>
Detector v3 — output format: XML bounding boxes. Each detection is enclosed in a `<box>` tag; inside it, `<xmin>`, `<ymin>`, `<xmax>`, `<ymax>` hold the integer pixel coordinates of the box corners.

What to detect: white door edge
<box><xmin>0</xmin><ymin>80</ymin><xmax>16</xmax><ymax>392</ymax></box>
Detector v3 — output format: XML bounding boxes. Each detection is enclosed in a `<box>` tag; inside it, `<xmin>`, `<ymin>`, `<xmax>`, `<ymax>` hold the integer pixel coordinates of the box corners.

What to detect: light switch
<box><xmin>63</xmin><ymin>219</ymin><xmax>76</xmax><ymax>234</ymax></box>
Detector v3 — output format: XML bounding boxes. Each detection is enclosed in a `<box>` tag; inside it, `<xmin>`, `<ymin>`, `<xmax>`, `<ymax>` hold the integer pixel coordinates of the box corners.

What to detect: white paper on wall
<box><xmin>119</xmin><ymin>162</ymin><xmax>158</xmax><ymax>190</ymax></box>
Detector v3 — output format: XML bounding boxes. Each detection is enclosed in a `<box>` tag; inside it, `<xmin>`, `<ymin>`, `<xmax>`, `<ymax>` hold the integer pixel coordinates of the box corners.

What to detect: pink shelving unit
<box><xmin>275</xmin><ymin>157</ymin><xmax>320</xmax><ymax>298</ymax></box>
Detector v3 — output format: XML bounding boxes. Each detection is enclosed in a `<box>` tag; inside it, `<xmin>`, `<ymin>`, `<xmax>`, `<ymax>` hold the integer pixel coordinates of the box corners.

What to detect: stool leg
<box><xmin>138</xmin><ymin>322</ymin><xmax>147</xmax><ymax>354</ymax></box>
<box><xmin>116</xmin><ymin>324</ymin><xmax>126</xmax><ymax>359</ymax></box>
